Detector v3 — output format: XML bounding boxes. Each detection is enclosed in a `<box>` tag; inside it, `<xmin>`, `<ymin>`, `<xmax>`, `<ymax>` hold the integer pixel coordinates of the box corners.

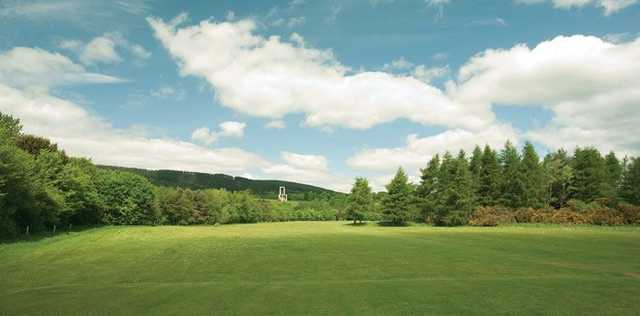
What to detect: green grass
<box><xmin>1</xmin><ymin>222</ymin><xmax>639</xmax><ymax>315</ymax></box>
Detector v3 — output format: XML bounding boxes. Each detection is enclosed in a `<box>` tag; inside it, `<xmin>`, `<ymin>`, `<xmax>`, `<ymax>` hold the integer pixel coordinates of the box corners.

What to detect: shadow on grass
<box><xmin>377</xmin><ymin>221</ymin><xmax>412</xmax><ymax>227</ymax></box>
<box><xmin>0</xmin><ymin>225</ymin><xmax>102</xmax><ymax>244</ymax></box>
<box><xmin>345</xmin><ymin>222</ymin><xmax>368</xmax><ymax>226</ymax></box>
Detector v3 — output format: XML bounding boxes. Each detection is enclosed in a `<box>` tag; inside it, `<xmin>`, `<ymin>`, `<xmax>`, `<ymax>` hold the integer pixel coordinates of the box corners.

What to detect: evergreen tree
<box><xmin>602</xmin><ymin>151</ymin><xmax>622</xmax><ymax>203</ymax></box>
<box><xmin>621</xmin><ymin>157</ymin><xmax>640</xmax><ymax>205</ymax></box>
<box><xmin>417</xmin><ymin>154</ymin><xmax>440</xmax><ymax>222</ymax></box>
<box><xmin>382</xmin><ymin>168</ymin><xmax>412</xmax><ymax>225</ymax></box>
<box><xmin>519</xmin><ymin>142</ymin><xmax>544</xmax><ymax>208</ymax></box>
<box><xmin>571</xmin><ymin>147</ymin><xmax>605</xmax><ymax>202</ymax></box>
<box><xmin>346</xmin><ymin>177</ymin><xmax>373</xmax><ymax>224</ymax></box>
<box><xmin>434</xmin><ymin>151</ymin><xmax>474</xmax><ymax>225</ymax></box>
<box><xmin>469</xmin><ymin>146</ymin><xmax>483</xmax><ymax>198</ymax></box>
<box><xmin>478</xmin><ymin>145</ymin><xmax>501</xmax><ymax>206</ymax></box>
<box><xmin>500</xmin><ymin>141</ymin><xmax>524</xmax><ymax>207</ymax></box>
<box><xmin>0</xmin><ymin>112</ymin><xmax>21</xmax><ymax>143</ymax></box>
<box><xmin>542</xmin><ymin>149</ymin><xmax>573</xmax><ymax>208</ymax></box>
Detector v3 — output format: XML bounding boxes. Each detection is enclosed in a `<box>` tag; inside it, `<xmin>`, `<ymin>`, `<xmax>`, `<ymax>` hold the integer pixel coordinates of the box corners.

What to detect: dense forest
<box><xmin>98</xmin><ymin>165</ymin><xmax>339</xmax><ymax>200</ymax></box>
<box><xmin>365</xmin><ymin>142</ymin><xmax>640</xmax><ymax>226</ymax></box>
<box><xmin>2</xmin><ymin>111</ymin><xmax>640</xmax><ymax>238</ymax></box>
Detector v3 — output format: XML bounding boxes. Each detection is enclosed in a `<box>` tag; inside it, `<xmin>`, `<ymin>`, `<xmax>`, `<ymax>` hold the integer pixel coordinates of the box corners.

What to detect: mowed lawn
<box><xmin>1</xmin><ymin>222</ymin><xmax>639</xmax><ymax>315</ymax></box>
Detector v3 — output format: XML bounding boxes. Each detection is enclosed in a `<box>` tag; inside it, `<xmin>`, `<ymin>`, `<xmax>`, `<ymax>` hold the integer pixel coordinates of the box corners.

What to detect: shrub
<box><xmin>617</xmin><ymin>203</ymin><xmax>640</xmax><ymax>225</ymax></box>
<box><xmin>549</xmin><ymin>209</ymin><xmax>588</xmax><ymax>224</ymax></box>
<box><xmin>469</xmin><ymin>206</ymin><xmax>514</xmax><ymax>226</ymax></box>
<box><xmin>586</xmin><ymin>208</ymin><xmax>624</xmax><ymax>226</ymax></box>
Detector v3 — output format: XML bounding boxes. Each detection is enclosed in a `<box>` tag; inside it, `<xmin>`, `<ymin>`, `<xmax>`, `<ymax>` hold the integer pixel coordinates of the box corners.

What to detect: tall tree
<box><xmin>469</xmin><ymin>146</ymin><xmax>483</xmax><ymax>198</ymax></box>
<box><xmin>478</xmin><ymin>145</ymin><xmax>501</xmax><ymax>206</ymax></box>
<box><xmin>500</xmin><ymin>141</ymin><xmax>523</xmax><ymax>207</ymax></box>
<box><xmin>542</xmin><ymin>149</ymin><xmax>573</xmax><ymax>208</ymax></box>
<box><xmin>382</xmin><ymin>168</ymin><xmax>413</xmax><ymax>225</ymax></box>
<box><xmin>602</xmin><ymin>151</ymin><xmax>622</xmax><ymax>203</ymax></box>
<box><xmin>621</xmin><ymin>157</ymin><xmax>640</xmax><ymax>205</ymax></box>
<box><xmin>571</xmin><ymin>147</ymin><xmax>605</xmax><ymax>202</ymax></box>
<box><xmin>346</xmin><ymin>177</ymin><xmax>373</xmax><ymax>224</ymax></box>
<box><xmin>0</xmin><ymin>112</ymin><xmax>21</xmax><ymax>143</ymax></box>
<box><xmin>417</xmin><ymin>154</ymin><xmax>440</xmax><ymax>222</ymax></box>
<box><xmin>519</xmin><ymin>142</ymin><xmax>544</xmax><ymax>208</ymax></box>
<box><xmin>434</xmin><ymin>151</ymin><xmax>475</xmax><ymax>225</ymax></box>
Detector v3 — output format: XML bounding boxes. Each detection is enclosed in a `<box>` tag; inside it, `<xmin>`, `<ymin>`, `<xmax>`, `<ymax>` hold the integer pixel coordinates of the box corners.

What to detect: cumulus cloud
<box><xmin>58</xmin><ymin>32</ymin><xmax>151</xmax><ymax>65</ymax></box>
<box><xmin>515</xmin><ymin>0</ymin><xmax>638</xmax><ymax>15</ymax></box>
<box><xmin>148</xmin><ymin>16</ymin><xmax>490</xmax><ymax>131</ymax></box>
<box><xmin>263</xmin><ymin>152</ymin><xmax>351</xmax><ymax>192</ymax></box>
<box><xmin>451</xmin><ymin>34</ymin><xmax>640</xmax><ymax>156</ymax></box>
<box><xmin>0</xmin><ymin>46</ymin><xmax>270</xmax><ymax>177</ymax></box>
<box><xmin>0</xmin><ymin>47</ymin><xmax>124</xmax><ymax>90</ymax></box>
<box><xmin>0</xmin><ymin>84</ymin><xmax>267</xmax><ymax>174</ymax></box>
<box><xmin>348</xmin><ymin>124</ymin><xmax>519</xmax><ymax>172</ymax></box>
<box><xmin>265</xmin><ymin>120</ymin><xmax>286</xmax><ymax>129</ymax></box>
<box><xmin>191</xmin><ymin>121</ymin><xmax>246</xmax><ymax>145</ymax></box>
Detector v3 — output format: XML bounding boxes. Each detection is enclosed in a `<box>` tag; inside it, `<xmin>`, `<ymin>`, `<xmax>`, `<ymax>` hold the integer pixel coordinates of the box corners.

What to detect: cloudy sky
<box><xmin>1</xmin><ymin>0</ymin><xmax>639</xmax><ymax>191</ymax></box>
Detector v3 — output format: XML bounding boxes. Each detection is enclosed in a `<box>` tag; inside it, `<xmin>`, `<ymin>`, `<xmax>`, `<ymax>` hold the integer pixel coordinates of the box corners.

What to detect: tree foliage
<box><xmin>382</xmin><ymin>168</ymin><xmax>413</xmax><ymax>225</ymax></box>
<box><xmin>346</xmin><ymin>177</ymin><xmax>373</xmax><ymax>224</ymax></box>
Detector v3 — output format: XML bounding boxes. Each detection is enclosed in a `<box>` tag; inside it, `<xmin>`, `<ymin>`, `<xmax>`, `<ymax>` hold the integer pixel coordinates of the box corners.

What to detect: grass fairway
<box><xmin>1</xmin><ymin>222</ymin><xmax>639</xmax><ymax>315</ymax></box>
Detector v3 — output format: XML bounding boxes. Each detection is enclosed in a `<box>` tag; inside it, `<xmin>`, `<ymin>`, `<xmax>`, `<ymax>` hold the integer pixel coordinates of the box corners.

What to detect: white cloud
<box><xmin>219</xmin><ymin>121</ymin><xmax>246</xmax><ymax>138</ymax></box>
<box><xmin>412</xmin><ymin>65</ymin><xmax>450</xmax><ymax>83</ymax></box>
<box><xmin>282</xmin><ymin>151</ymin><xmax>328</xmax><ymax>170</ymax></box>
<box><xmin>515</xmin><ymin>0</ymin><xmax>638</xmax><ymax>15</ymax></box>
<box><xmin>148</xmin><ymin>16</ymin><xmax>491</xmax><ymax>131</ymax></box>
<box><xmin>80</xmin><ymin>35</ymin><xmax>121</xmax><ymax>64</ymax></box>
<box><xmin>59</xmin><ymin>32</ymin><xmax>151</xmax><ymax>65</ymax></box>
<box><xmin>383</xmin><ymin>57</ymin><xmax>449</xmax><ymax>83</ymax></box>
<box><xmin>348</xmin><ymin>124</ymin><xmax>519</xmax><ymax>172</ymax></box>
<box><xmin>382</xmin><ymin>57</ymin><xmax>415</xmax><ymax>71</ymax></box>
<box><xmin>191</xmin><ymin>121</ymin><xmax>246</xmax><ymax>145</ymax></box>
<box><xmin>0</xmin><ymin>47</ymin><xmax>124</xmax><ymax>90</ymax></box>
<box><xmin>263</xmin><ymin>152</ymin><xmax>351</xmax><ymax>192</ymax></box>
<box><xmin>0</xmin><ymin>83</ymin><xmax>267</xmax><ymax>174</ymax></box>
<box><xmin>451</xmin><ymin>34</ymin><xmax>640</xmax><ymax>156</ymax></box>
<box><xmin>130</xmin><ymin>44</ymin><xmax>152</xmax><ymax>60</ymax></box>
<box><xmin>265</xmin><ymin>120</ymin><xmax>286</xmax><ymax>129</ymax></box>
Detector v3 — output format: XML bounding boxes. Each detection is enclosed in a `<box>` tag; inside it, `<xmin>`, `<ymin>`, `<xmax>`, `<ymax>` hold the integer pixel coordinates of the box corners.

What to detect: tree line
<box><xmin>1</xmin><ymin>112</ymin><xmax>354</xmax><ymax>238</ymax></box>
<box><xmin>2</xmin><ymin>111</ymin><xmax>640</xmax><ymax>238</ymax></box>
<box><xmin>346</xmin><ymin>142</ymin><xmax>640</xmax><ymax>226</ymax></box>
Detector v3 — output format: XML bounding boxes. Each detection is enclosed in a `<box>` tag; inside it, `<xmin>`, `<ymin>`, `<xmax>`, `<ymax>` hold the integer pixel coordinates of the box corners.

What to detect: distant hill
<box><xmin>97</xmin><ymin>165</ymin><xmax>341</xmax><ymax>200</ymax></box>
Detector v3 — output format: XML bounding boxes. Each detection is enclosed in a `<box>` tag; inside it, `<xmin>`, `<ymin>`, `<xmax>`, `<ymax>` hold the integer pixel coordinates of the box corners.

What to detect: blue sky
<box><xmin>1</xmin><ymin>0</ymin><xmax>639</xmax><ymax>191</ymax></box>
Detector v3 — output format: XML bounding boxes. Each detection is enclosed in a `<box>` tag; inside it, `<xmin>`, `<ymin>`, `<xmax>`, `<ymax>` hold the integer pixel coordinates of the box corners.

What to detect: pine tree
<box><xmin>602</xmin><ymin>151</ymin><xmax>622</xmax><ymax>203</ymax></box>
<box><xmin>519</xmin><ymin>142</ymin><xmax>544</xmax><ymax>208</ymax></box>
<box><xmin>571</xmin><ymin>147</ymin><xmax>605</xmax><ymax>202</ymax></box>
<box><xmin>500</xmin><ymin>141</ymin><xmax>523</xmax><ymax>207</ymax></box>
<box><xmin>621</xmin><ymin>157</ymin><xmax>640</xmax><ymax>205</ymax></box>
<box><xmin>346</xmin><ymin>177</ymin><xmax>373</xmax><ymax>224</ymax></box>
<box><xmin>542</xmin><ymin>149</ymin><xmax>573</xmax><ymax>208</ymax></box>
<box><xmin>417</xmin><ymin>155</ymin><xmax>440</xmax><ymax>222</ymax></box>
<box><xmin>382</xmin><ymin>168</ymin><xmax>413</xmax><ymax>225</ymax></box>
<box><xmin>433</xmin><ymin>151</ymin><xmax>475</xmax><ymax>225</ymax></box>
<box><xmin>469</xmin><ymin>146</ymin><xmax>483</xmax><ymax>198</ymax></box>
<box><xmin>478</xmin><ymin>145</ymin><xmax>501</xmax><ymax>206</ymax></box>
<box><xmin>453</xmin><ymin>150</ymin><xmax>475</xmax><ymax>212</ymax></box>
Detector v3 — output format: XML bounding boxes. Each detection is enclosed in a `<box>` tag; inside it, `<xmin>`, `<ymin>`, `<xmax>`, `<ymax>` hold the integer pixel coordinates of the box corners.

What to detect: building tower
<box><xmin>278</xmin><ymin>186</ymin><xmax>287</xmax><ymax>202</ymax></box>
